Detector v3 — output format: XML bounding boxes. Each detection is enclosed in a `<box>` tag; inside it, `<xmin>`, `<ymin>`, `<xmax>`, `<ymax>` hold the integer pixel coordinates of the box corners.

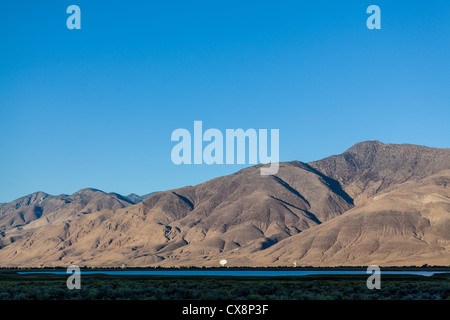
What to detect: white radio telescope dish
<box><xmin>219</xmin><ymin>259</ymin><xmax>227</xmax><ymax>267</ymax></box>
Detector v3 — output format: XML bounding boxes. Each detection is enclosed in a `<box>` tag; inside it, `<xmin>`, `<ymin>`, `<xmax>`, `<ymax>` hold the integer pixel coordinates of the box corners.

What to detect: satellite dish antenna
<box><xmin>219</xmin><ymin>259</ymin><xmax>227</xmax><ymax>267</ymax></box>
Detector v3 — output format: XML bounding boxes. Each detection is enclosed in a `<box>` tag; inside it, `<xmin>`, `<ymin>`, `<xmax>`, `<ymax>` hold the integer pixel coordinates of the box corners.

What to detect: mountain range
<box><xmin>0</xmin><ymin>141</ymin><xmax>448</xmax><ymax>267</ymax></box>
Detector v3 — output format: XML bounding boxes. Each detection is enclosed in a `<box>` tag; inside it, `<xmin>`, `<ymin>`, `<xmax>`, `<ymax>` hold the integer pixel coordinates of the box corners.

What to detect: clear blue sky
<box><xmin>1</xmin><ymin>1</ymin><xmax>449</xmax><ymax>202</ymax></box>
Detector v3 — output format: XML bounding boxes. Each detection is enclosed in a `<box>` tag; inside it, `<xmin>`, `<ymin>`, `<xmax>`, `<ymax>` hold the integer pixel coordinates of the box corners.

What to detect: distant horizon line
<box><xmin>2</xmin><ymin>140</ymin><xmax>448</xmax><ymax>204</ymax></box>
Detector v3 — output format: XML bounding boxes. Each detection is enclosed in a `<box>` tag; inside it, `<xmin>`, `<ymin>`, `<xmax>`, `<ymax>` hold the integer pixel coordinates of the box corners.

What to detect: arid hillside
<box><xmin>0</xmin><ymin>141</ymin><xmax>448</xmax><ymax>267</ymax></box>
